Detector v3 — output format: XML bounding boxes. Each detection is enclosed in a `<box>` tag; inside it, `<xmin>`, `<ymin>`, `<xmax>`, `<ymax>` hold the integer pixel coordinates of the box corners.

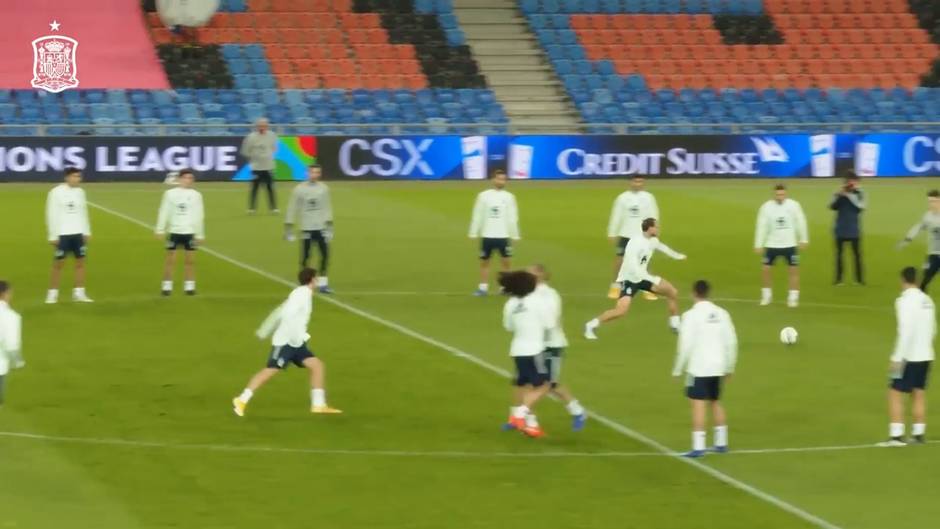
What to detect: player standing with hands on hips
<box><xmin>606</xmin><ymin>176</ymin><xmax>659</xmax><ymax>300</ymax></box>
<box><xmin>880</xmin><ymin>267</ymin><xmax>935</xmax><ymax>447</ymax></box>
<box><xmin>754</xmin><ymin>184</ymin><xmax>808</xmax><ymax>308</ymax></box>
<box><xmin>0</xmin><ymin>281</ymin><xmax>24</xmax><ymax>406</ymax></box>
<box><xmin>469</xmin><ymin>170</ymin><xmax>520</xmax><ymax>296</ymax></box>
<box><xmin>285</xmin><ymin>164</ymin><xmax>334</xmax><ymax>294</ymax></box>
<box><xmin>672</xmin><ymin>280</ymin><xmax>737</xmax><ymax>458</ymax></box>
<box><xmin>241</xmin><ymin>117</ymin><xmax>279</xmax><ymax>215</ymax></box>
<box><xmin>45</xmin><ymin>166</ymin><xmax>93</xmax><ymax>304</ymax></box>
<box><xmin>156</xmin><ymin>169</ymin><xmax>205</xmax><ymax>296</ymax></box>
<box><xmin>898</xmin><ymin>190</ymin><xmax>940</xmax><ymax>293</ymax></box>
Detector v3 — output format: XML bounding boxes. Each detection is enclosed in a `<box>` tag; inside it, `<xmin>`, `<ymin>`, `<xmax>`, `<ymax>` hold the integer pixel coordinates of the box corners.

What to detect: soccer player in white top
<box><xmin>754</xmin><ymin>184</ymin><xmax>809</xmax><ymax>307</ymax></box>
<box><xmin>607</xmin><ymin>176</ymin><xmax>659</xmax><ymax>300</ymax></box>
<box><xmin>45</xmin><ymin>167</ymin><xmax>93</xmax><ymax>304</ymax></box>
<box><xmin>500</xmin><ymin>270</ymin><xmax>552</xmax><ymax>438</ymax></box>
<box><xmin>673</xmin><ymin>280</ymin><xmax>737</xmax><ymax>458</ymax></box>
<box><xmin>285</xmin><ymin>164</ymin><xmax>335</xmax><ymax>294</ymax></box>
<box><xmin>880</xmin><ymin>267</ymin><xmax>935</xmax><ymax>447</ymax></box>
<box><xmin>0</xmin><ymin>281</ymin><xmax>24</xmax><ymax>406</ymax></box>
<box><xmin>584</xmin><ymin>218</ymin><xmax>686</xmax><ymax>340</ymax></box>
<box><xmin>898</xmin><ymin>189</ymin><xmax>940</xmax><ymax>293</ymax></box>
<box><xmin>527</xmin><ymin>264</ymin><xmax>587</xmax><ymax>431</ymax></box>
<box><xmin>232</xmin><ymin>268</ymin><xmax>341</xmax><ymax>417</ymax></box>
<box><xmin>155</xmin><ymin>168</ymin><xmax>205</xmax><ymax>296</ymax></box>
<box><xmin>469</xmin><ymin>170</ymin><xmax>520</xmax><ymax>296</ymax></box>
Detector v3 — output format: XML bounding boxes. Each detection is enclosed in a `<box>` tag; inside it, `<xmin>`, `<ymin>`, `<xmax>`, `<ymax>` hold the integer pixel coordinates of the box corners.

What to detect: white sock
<box><xmin>669</xmin><ymin>315</ymin><xmax>680</xmax><ymax>329</ymax></box>
<box><xmin>478</xmin><ymin>283</ymin><xmax>488</xmax><ymax>292</ymax></box>
<box><xmin>238</xmin><ymin>388</ymin><xmax>253</xmax><ymax>402</ymax></box>
<box><xmin>788</xmin><ymin>290</ymin><xmax>799</xmax><ymax>301</ymax></box>
<box><xmin>610</xmin><ymin>281</ymin><xmax>619</xmax><ymax>288</ymax></box>
<box><xmin>913</xmin><ymin>423</ymin><xmax>926</xmax><ymax>436</ymax></box>
<box><xmin>525</xmin><ymin>413</ymin><xmax>539</xmax><ymax>428</ymax></box>
<box><xmin>761</xmin><ymin>288</ymin><xmax>771</xmax><ymax>299</ymax></box>
<box><xmin>311</xmin><ymin>388</ymin><xmax>326</xmax><ymax>407</ymax></box>
<box><xmin>692</xmin><ymin>431</ymin><xmax>706</xmax><ymax>451</ymax></box>
<box><xmin>714</xmin><ymin>425</ymin><xmax>728</xmax><ymax>447</ymax></box>
<box><xmin>73</xmin><ymin>287</ymin><xmax>85</xmax><ymax>296</ymax></box>
<box><xmin>47</xmin><ymin>289</ymin><xmax>58</xmax><ymax>299</ymax></box>
<box><xmin>890</xmin><ymin>422</ymin><xmax>905</xmax><ymax>438</ymax></box>
<box><xmin>162</xmin><ymin>280</ymin><xmax>172</xmax><ymax>291</ymax></box>
<box><xmin>566</xmin><ymin>400</ymin><xmax>584</xmax><ymax>416</ymax></box>
<box><xmin>184</xmin><ymin>280</ymin><xmax>195</xmax><ymax>292</ymax></box>
<box><xmin>587</xmin><ymin>318</ymin><xmax>600</xmax><ymax>329</ymax></box>
<box><xmin>319</xmin><ymin>276</ymin><xmax>329</xmax><ymax>287</ymax></box>
<box><xmin>512</xmin><ymin>405</ymin><xmax>528</xmax><ymax>419</ymax></box>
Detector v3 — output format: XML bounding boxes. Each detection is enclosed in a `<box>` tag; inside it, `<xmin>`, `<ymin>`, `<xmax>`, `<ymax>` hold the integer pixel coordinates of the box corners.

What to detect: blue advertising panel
<box><xmin>847</xmin><ymin>134</ymin><xmax>940</xmax><ymax>177</ymax></box>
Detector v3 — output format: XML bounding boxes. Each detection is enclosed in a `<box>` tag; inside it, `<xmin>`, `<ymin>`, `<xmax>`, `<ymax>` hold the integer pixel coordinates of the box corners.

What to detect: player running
<box><xmin>0</xmin><ymin>281</ymin><xmax>24</xmax><ymax>406</ymax></box>
<box><xmin>754</xmin><ymin>184</ymin><xmax>808</xmax><ymax>308</ymax></box>
<box><xmin>232</xmin><ymin>268</ymin><xmax>342</xmax><ymax>417</ymax></box>
<box><xmin>156</xmin><ymin>169</ymin><xmax>205</xmax><ymax>296</ymax></box>
<box><xmin>673</xmin><ymin>280</ymin><xmax>737</xmax><ymax>458</ymax></box>
<box><xmin>469</xmin><ymin>170</ymin><xmax>520</xmax><ymax>296</ymax></box>
<box><xmin>584</xmin><ymin>218</ymin><xmax>686</xmax><ymax>340</ymax></box>
<box><xmin>45</xmin><ymin>167</ymin><xmax>93</xmax><ymax>304</ymax></box>
<box><xmin>501</xmin><ymin>270</ymin><xmax>551</xmax><ymax>438</ymax></box>
<box><xmin>898</xmin><ymin>189</ymin><xmax>940</xmax><ymax>293</ymax></box>
<box><xmin>607</xmin><ymin>176</ymin><xmax>659</xmax><ymax>300</ymax></box>
<box><xmin>285</xmin><ymin>164</ymin><xmax>334</xmax><ymax>294</ymax></box>
<box><xmin>528</xmin><ymin>264</ymin><xmax>587</xmax><ymax>431</ymax></box>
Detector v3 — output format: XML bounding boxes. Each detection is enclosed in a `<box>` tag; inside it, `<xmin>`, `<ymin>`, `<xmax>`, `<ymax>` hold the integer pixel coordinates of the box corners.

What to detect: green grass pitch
<box><xmin>1</xmin><ymin>178</ymin><xmax>940</xmax><ymax>529</ymax></box>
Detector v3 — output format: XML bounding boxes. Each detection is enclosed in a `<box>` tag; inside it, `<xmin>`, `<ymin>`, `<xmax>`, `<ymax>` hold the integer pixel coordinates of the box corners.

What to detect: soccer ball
<box><xmin>779</xmin><ymin>327</ymin><xmax>798</xmax><ymax>345</ymax></box>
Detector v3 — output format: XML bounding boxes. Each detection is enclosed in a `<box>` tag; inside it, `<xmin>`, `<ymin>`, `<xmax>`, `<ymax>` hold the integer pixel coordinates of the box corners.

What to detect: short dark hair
<box><xmin>641</xmin><ymin>217</ymin><xmax>657</xmax><ymax>232</ymax></box>
<box><xmin>692</xmin><ymin>279</ymin><xmax>710</xmax><ymax>298</ymax></box>
<box><xmin>929</xmin><ymin>190</ymin><xmax>940</xmax><ymax>198</ymax></box>
<box><xmin>498</xmin><ymin>270</ymin><xmax>537</xmax><ymax>298</ymax></box>
<box><xmin>64</xmin><ymin>166</ymin><xmax>80</xmax><ymax>177</ymax></box>
<box><xmin>492</xmin><ymin>169</ymin><xmax>506</xmax><ymax>178</ymax></box>
<box><xmin>179</xmin><ymin>168</ymin><xmax>195</xmax><ymax>178</ymax></box>
<box><xmin>901</xmin><ymin>266</ymin><xmax>918</xmax><ymax>284</ymax></box>
<box><xmin>298</xmin><ymin>267</ymin><xmax>317</xmax><ymax>285</ymax></box>
<box><xmin>0</xmin><ymin>281</ymin><xmax>8</xmax><ymax>297</ymax></box>
<box><xmin>774</xmin><ymin>184</ymin><xmax>786</xmax><ymax>191</ymax></box>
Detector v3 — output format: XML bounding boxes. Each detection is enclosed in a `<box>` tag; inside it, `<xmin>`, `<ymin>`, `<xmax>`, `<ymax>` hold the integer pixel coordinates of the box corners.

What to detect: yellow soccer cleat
<box><xmin>311</xmin><ymin>405</ymin><xmax>343</xmax><ymax>414</ymax></box>
<box><xmin>232</xmin><ymin>397</ymin><xmax>247</xmax><ymax>417</ymax></box>
<box><xmin>607</xmin><ymin>285</ymin><xmax>620</xmax><ymax>299</ymax></box>
<box><xmin>642</xmin><ymin>291</ymin><xmax>659</xmax><ymax>301</ymax></box>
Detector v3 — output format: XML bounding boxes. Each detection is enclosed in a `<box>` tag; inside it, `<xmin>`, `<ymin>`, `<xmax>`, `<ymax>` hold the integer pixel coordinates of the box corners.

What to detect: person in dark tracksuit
<box><xmin>830</xmin><ymin>172</ymin><xmax>866</xmax><ymax>285</ymax></box>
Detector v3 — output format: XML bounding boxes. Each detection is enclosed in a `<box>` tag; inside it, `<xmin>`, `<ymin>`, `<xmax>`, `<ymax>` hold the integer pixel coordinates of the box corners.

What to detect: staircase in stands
<box><xmin>454</xmin><ymin>0</ymin><xmax>580</xmax><ymax>130</ymax></box>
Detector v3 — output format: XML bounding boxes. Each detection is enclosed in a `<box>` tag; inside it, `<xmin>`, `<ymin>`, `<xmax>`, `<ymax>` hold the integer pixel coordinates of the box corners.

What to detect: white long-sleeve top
<box><xmin>904</xmin><ymin>211</ymin><xmax>940</xmax><ymax>255</ymax></box>
<box><xmin>607</xmin><ymin>190</ymin><xmax>659</xmax><ymax>238</ymax></box>
<box><xmin>616</xmin><ymin>236</ymin><xmax>685</xmax><ymax>284</ymax></box>
<box><xmin>891</xmin><ymin>287</ymin><xmax>936</xmax><ymax>363</ymax></box>
<box><xmin>503</xmin><ymin>294</ymin><xmax>551</xmax><ymax>357</ymax></box>
<box><xmin>533</xmin><ymin>283</ymin><xmax>568</xmax><ymax>348</ymax></box>
<box><xmin>46</xmin><ymin>184</ymin><xmax>91</xmax><ymax>241</ymax></box>
<box><xmin>469</xmin><ymin>189</ymin><xmax>520</xmax><ymax>239</ymax></box>
<box><xmin>257</xmin><ymin>286</ymin><xmax>314</xmax><ymax>347</ymax></box>
<box><xmin>156</xmin><ymin>187</ymin><xmax>205</xmax><ymax>239</ymax></box>
<box><xmin>0</xmin><ymin>300</ymin><xmax>22</xmax><ymax>376</ymax></box>
<box><xmin>754</xmin><ymin>199</ymin><xmax>809</xmax><ymax>249</ymax></box>
<box><xmin>673</xmin><ymin>300</ymin><xmax>737</xmax><ymax>377</ymax></box>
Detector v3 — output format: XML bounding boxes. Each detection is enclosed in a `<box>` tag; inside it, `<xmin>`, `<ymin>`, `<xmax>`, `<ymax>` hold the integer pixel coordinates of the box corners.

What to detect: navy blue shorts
<box><xmin>615</xmin><ymin>237</ymin><xmax>630</xmax><ymax>257</ymax></box>
<box><xmin>266</xmin><ymin>343</ymin><xmax>315</xmax><ymax>370</ymax></box>
<box><xmin>513</xmin><ymin>354</ymin><xmax>548</xmax><ymax>387</ymax></box>
<box><xmin>480</xmin><ymin>238</ymin><xmax>512</xmax><ymax>260</ymax></box>
<box><xmin>686</xmin><ymin>376</ymin><xmax>723</xmax><ymax>400</ymax></box>
<box><xmin>620</xmin><ymin>280</ymin><xmax>654</xmax><ymax>298</ymax></box>
<box><xmin>166</xmin><ymin>233</ymin><xmax>197</xmax><ymax>251</ymax></box>
<box><xmin>763</xmin><ymin>247</ymin><xmax>798</xmax><ymax>266</ymax></box>
<box><xmin>544</xmin><ymin>347</ymin><xmax>564</xmax><ymax>387</ymax></box>
<box><xmin>54</xmin><ymin>234</ymin><xmax>86</xmax><ymax>260</ymax></box>
<box><xmin>891</xmin><ymin>361</ymin><xmax>931</xmax><ymax>393</ymax></box>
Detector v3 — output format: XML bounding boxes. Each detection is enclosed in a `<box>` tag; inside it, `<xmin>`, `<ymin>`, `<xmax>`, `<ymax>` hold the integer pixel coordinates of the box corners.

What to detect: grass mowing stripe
<box><xmin>87</xmin><ymin>200</ymin><xmax>844</xmax><ymax>529</ymax></box>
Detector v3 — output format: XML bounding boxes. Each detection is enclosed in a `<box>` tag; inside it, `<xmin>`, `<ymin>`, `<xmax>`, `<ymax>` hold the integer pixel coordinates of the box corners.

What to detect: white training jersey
<box><xmin>0</xmin><ymin>300</ymin><xmax>22</xmax><ymax>376</ymax></box>
<box><xmin>257</xmin><ymin>286</ymin><xmax>314</xmax><ymax>348</ymax></box>
<box><xmin>616</xmin><ymin>236</ymin><xmax>685</xmax><ymax>284</ymax></box>
<box><xmin>534</xmin><ymin>283</ymin><xmax>568</xmax><ymax>348</ymax></box>
<box><xmin>45</xmin><ymin>184</ymin><xmax>91</xmax><ymax>241</ymax></box>
<box><xmin>673</xmin><ymin>300</ymin><xmax>738</xmax><ymax>377</ymax></box>
<box><xmin>905</xmin><ymin>210</ymin><xmax>940</xmax><ymax>255</ymax></box>
<box><xmin>156</xmin><ymin>187</ymin><xmax>205</xmax><ymax>239</ymax></box>
<box><xmin>892</xmin><ymin>287</ymin><xmax>936</xmax><ymax>363</ymax></box>
<box><xmin>503</xmin><ymin>294</ymin><xmax>551</xmax><ymax>357</ymax></box>
<box><xmin>607</xmin><ymin>190</ymin><xmax>659</xmax><ymax>239</ymax></box>
<box><xmin>469</xmin><ymin>189</ymin><xmax>520</xmax><ymax>239</ymax></box>
<box><xmin>754</xmin><ymin>199</ymin><xmax>809</xmax><ymax>249</ymax></box>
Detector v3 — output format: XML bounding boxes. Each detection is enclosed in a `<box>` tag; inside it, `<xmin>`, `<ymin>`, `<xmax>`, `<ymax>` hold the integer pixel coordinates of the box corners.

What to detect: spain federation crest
<box><xmin>31</xmin><ymin>24</ymin><xmax>79</xmax><ymax>93</ymax></box>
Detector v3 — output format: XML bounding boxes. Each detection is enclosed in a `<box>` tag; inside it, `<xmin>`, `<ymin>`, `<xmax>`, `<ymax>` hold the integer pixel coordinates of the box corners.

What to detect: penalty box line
<box><xmin>87</xmin><ymin>201</ymin><xmax>843</xmax><ymax>529</ymax></box>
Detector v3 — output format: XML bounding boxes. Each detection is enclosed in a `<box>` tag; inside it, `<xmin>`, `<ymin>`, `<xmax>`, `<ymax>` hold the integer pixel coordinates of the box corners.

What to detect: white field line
<box><xmin>87</xmin><ymin>201</ymin><xmax>842</xmax><ymax>529</ymax></box>
<box><xmin>1</xmin><ymin>429</ymin><xmax>934</xmax><ymax>460</ymax></box>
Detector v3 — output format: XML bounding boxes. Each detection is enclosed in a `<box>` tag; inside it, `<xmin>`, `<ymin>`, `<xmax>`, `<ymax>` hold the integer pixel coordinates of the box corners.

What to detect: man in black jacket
<box><xmin>830</xmin><ymin>172</ymin><xmax>866</xmax><ymax>285</ymax></box>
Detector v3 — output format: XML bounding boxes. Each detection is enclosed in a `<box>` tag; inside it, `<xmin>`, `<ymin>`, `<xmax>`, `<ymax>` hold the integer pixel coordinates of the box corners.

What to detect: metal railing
<box><xmin>0</xmin><ymin>121</ymin><xmax>939</xmax><ymax>136</ymax></box>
